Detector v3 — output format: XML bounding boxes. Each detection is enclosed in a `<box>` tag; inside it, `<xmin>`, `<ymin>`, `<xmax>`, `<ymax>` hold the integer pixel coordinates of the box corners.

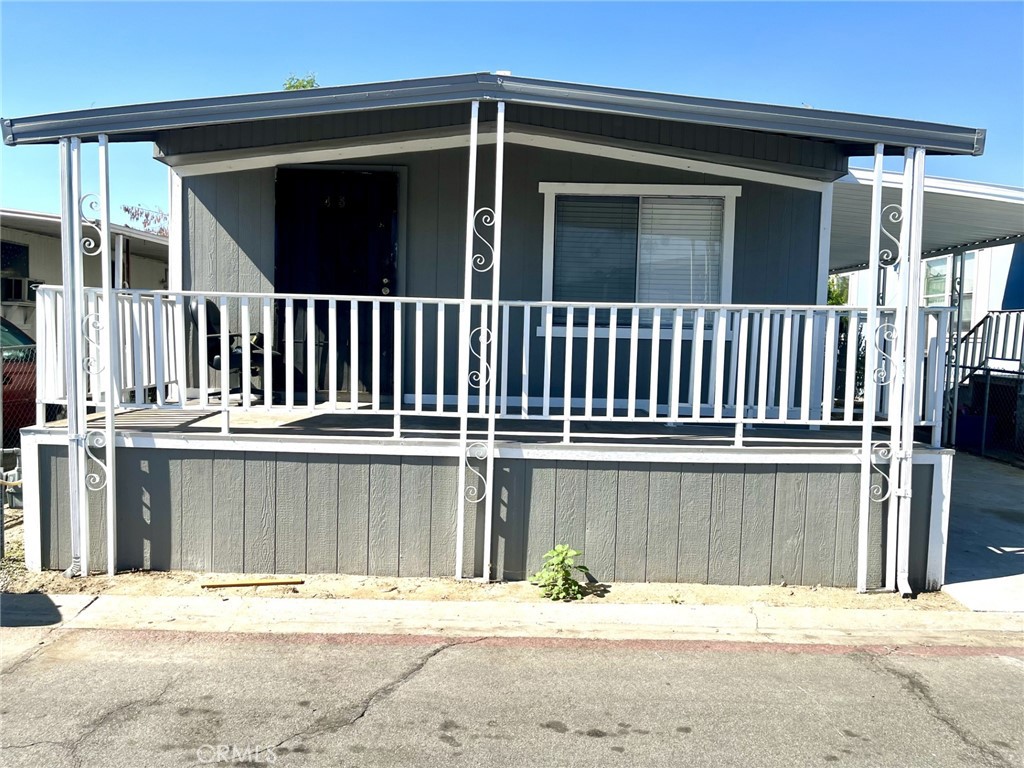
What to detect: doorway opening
<box><xmin>275</xmin><ymin>168</ymin><xmax>399</xmax><ymax>403</ymax></box>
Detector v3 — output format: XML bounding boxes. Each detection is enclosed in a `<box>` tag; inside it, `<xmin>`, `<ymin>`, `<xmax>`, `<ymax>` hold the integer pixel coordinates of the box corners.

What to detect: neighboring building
<box><xmin>844</xmin><ymin>243</ymin><xmax>1022</xmax><ymax>331</ymax></box>
<box><xmin>1</xmin><ymin>208</ymin><xmax>168</xmax><ymax>339</ymax></box>
<box><xmin>5</xmin><ymin>73</ymin><xmax>1022</xmax><ymax>594</ymax></box>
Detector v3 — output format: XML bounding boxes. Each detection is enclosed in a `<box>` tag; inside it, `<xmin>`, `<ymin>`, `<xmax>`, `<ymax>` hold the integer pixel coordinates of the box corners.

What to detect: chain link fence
<box><xmin>953</xmin><ymin>370</ymin><xmax>1024</xmax><ymax>467</ymax></box>
<box><xmin>2</xmin><ymin>344</ymin><xmax>40</xmax><ymax>451</ymax></box>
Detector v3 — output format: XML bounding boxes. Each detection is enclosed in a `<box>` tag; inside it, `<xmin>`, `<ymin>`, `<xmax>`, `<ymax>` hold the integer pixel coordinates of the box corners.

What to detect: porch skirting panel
<box><xmin>29</xmin><ymin>439</ymin><xmax>938</xmax><ymax>589</ymax></box>
<box><xmin>489</xmin><ymin>461</ymin><xmax>932</xmax><ymax>590</ymax></box>
<box><xmin>35</xmin><ymin>445</ymin><xmax>463</xmax><ymax>579</ymax></box>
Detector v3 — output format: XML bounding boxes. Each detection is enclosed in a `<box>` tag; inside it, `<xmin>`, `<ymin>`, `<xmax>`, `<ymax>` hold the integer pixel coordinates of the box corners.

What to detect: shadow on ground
<box><xmin>0</xmin><ymin>592</ymin><xmax>62</xmax><ymax>627</ymax></box>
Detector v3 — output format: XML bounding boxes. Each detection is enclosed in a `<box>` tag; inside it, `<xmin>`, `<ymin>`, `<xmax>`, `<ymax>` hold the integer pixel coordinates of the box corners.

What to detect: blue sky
<box><xmin>1</xmin><ymin>1</ymin><xmax>1021</xmax><ymax>225</ymax></box>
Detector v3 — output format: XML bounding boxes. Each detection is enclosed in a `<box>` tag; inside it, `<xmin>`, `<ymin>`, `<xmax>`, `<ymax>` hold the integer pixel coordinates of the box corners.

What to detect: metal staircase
<box><xmin>946</xmin><ymin>310</ymin><xmax>1024</xmax><ymax>463</ymax></box>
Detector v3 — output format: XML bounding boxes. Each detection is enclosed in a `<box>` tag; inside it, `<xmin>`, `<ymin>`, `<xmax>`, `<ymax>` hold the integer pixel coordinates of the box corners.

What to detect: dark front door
<box><xmin>275</xmin><ymin>168</ymin><xmax>399</xmax><ymax>401</ymax></box>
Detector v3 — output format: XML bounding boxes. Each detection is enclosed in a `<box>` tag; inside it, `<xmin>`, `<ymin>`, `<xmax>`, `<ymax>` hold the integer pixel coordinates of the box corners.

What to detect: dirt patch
<box><xmin>0</xmin><ymin>517</ymin><xmax>963</xmax><ymax>611</ymax></box>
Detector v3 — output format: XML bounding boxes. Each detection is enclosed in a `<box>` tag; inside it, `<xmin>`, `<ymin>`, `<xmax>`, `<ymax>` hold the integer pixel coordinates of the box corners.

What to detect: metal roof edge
<box><xmin>2</xmin><ymin>72</ymin><xmax>986</xmax><ymax>156</ymax></box>
<box><xmin>1</xmin><ymin>207</ymin><xmax>169</xmax><ymax>250</ymax></box>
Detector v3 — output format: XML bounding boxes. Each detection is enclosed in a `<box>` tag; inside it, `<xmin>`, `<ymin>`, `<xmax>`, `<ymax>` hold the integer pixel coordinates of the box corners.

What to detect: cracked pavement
<box><xmin>1</xmin><ymin>627</ymin><xmax>1021</xmax><ymax>767</ymax></box>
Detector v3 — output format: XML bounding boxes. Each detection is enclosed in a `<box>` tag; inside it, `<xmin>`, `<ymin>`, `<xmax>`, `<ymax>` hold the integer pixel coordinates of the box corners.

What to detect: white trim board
<box><xmin>22</xmin><ymin>429</ymin><xmax>954</xmax><ymax>464</ymax></box>
<box><xmin>539</xmin><ymin>182</ymin><xmax>740</xmax><ymax>303</ymax></box>
<box><xmin>20</xmin><ymin>439</ymin><xmax>41</xmax><ymax>571</ymax></box>
<box><xmin>538</xmin><ymin>183</ymin><xmax>743</xmax><ymax>198</ymax></box>
<box><xmin>816</xmin><ymin>183</ymin><xmax>834</xmax><ymax>304</ymax></box>
<box><xmin>168</xmin><ymin>125</ymin><xmax>829</xmax><ymax>192</ymax></box>
<box><xmin>515</xmin><ymin>132</ymin><xmax>827</xmax><ymax>192</ymax></box>
<box><xmin>172</xmin><ymin>130</ymin><xmax>499</xmax><ymax>178</ymax></box>
<box><xmin>167</xmin><ymin>169</ymin><xmax>183</xmax><ymax>291</ymax></box>
<box><xmin>922</xmin><ymin>451</ymin><xmax>953</xmax><ymax>591</ymax></box>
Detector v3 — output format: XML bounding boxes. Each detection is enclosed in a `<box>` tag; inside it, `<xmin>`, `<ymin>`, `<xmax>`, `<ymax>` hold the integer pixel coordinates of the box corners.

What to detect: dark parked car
<box><xmin>2</xmin><ymin>316</ymin><xmax>37</xmax><ymax>447</ymax></box>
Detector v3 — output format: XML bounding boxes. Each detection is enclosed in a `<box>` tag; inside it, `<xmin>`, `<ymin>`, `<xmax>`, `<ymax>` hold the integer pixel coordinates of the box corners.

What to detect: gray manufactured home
<box><xmin>3</xmin><ymin>73</ymin><xmax>989</xmax><ymax>594</ymax></box>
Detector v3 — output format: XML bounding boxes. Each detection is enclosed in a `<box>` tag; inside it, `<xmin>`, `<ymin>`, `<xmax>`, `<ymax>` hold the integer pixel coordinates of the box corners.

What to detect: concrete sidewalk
<box><xmin>2</xmin><ymin>592</ymin><xmax>1021</xmax><ymax>652</ymax></box>
<box><xmin>942</xmin><ymin>453</ymin><xmax>1024</xmax><ymax>612</ymax></box>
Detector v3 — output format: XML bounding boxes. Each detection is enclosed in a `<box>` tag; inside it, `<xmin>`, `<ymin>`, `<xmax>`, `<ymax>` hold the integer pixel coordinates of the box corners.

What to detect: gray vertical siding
<box><xmin>39</xmin><ymin>447</ymin><xmax>458</xmax><ymax>578</ymax></box>
<box><xmin>183</xmin><ymin>169</ymin><xmax>276</xmax><ymax>293</ymax></box>
<box><xmin>488</xmin><ymin>460</ymin><xmax>903</xmax><ymax>589</ymax></box>
<box><xmin>156</xmin><ymin>104</ymin><xmax>845</xmax><ymax>180</ymax></box>
<box><xmin>36</xmin><ymin>446</ymin><xmax>929</xmax><ymax>589</ymax></box>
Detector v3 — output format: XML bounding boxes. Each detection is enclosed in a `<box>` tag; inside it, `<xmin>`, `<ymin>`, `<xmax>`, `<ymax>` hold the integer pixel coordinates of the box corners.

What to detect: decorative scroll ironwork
<box><xmin>79</xmin><ymin>193</ymin><xmax>103</xmax><ymax>257</ymax></box>
<box><xmin>471</xmin><ymin>207</ymin><xmax>495</xmax><ymax>273</ymax></box>
<box><xmin>469</xmin><ymin>326</ymin><xmax>493</xmax><ymax>388</ymax></box>
<box><xmin>879</xmin><ymin>204</ymin><xmax>903</xmax><ymax>267</ymax></box>
<box><xmin>872</xmin><ymin>322</ymin><xmax>898</xmax><ymax>385</ymax></box>
<box><xmin>869</xmin><ymin>441</ymin><xmax>893</xmax><ymax>502</ymax></box>
<box><xmin>464</xmin><ymin>442</ymin><xmax>489</xmax><ymax>502</ymax></box>
<box><xmin>84</xmin><ymin>431</ymin><xmax>109</xmax><ymax>491</ymax></box>
<box><xmin>81</xmin><ymin>312</ymin><xmax>105</xmax><ymax>375</ymax></box>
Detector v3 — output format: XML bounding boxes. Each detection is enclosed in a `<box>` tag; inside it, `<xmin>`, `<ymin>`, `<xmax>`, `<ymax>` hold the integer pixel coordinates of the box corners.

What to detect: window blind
<box><xmin>552</xmin><ymin>196</ymin><xmax>638</xmax><ymax>303</ymax></box>
<box><xmin>637</xmin><ymin>197</ymin><xmax>724</xmax><ymax>304</ymax></box>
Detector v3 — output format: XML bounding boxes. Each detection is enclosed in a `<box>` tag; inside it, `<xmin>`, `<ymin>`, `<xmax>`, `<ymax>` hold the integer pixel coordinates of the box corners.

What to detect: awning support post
<box><xmin>454</xmin><ymin>100</ymin><xmax>505</xmax><ymax>581</ymax></box>
<box><xmin>58</xmin><ymin>137</ymin><xmax>88</xmax><ymax>577</ymax></box>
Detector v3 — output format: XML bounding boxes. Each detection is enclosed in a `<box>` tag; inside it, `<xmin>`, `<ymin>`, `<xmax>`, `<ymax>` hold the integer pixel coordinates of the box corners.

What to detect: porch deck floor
<box><xmin>38</xmin><ymin>406</ymin><xmax>942</xmax><ymax>450</ymax></box>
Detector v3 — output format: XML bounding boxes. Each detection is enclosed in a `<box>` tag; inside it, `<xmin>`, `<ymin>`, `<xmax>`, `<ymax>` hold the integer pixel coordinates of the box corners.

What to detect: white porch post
<box><xmin>58</xmin><ymin>137</ymin><xmax>88</xmax><ymax>576</ymax></box>
<box><xmin>455</xmin><ymin>101</ymin><xmax>480</xmax><ymax>579</ymax></box>
<box><xmin>482</xmin><ymin>101</ymin><xmax>506</xmax><ymax>582</ymax></box>
<box><xmin>857</xmin><ymin>145</ymin><xmax>928</xmax><ymax>596</ymax></box>
<box><xmin>884</xmin><ymin>148</ymin><xmax>917</xmax><ymax>591</ymax></box>
<box><xmin>454</xmin><ymin>99</ymin><xmax>505</xmax><ymax>581</ymax></box>
<box><xmin>57</xmin><ymin>135</ymin><xmax>117</xmax><ymax>577</ymax></box>
<box><xmin>856</xmin><ymin>143</ymin><xmax>884</xmax><ymax>593</ymax></box>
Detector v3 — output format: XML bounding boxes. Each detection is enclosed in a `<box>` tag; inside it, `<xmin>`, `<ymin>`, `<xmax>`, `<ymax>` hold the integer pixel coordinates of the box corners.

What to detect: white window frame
<box><xmin>539</xmin><ymin>183</ymin><xmax>740</xmax><ymax>307</ymax></box>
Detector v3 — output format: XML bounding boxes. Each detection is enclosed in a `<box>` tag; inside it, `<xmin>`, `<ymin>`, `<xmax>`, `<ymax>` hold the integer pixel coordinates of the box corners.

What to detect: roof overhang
<box><xmin>830</xmin><ymin>173</ymin><xmax>1024</xmax><ymax>272</ymax></box>
<box><xmin>2</xmin><ymin>72</ymin><xmax>986</xmax><ymax>157</ymax></box>
<box><xmin>0</xmin><ymin>208</ymin><xmax>168</xmax><ymax>261</ymax></box>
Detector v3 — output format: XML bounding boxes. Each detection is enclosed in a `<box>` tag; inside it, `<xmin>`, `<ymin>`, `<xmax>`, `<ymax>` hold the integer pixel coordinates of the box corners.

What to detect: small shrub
<box><xmin>530</xmin><ymin>545</ymin><xmax>590</xmax><ymax>601</ymax></box>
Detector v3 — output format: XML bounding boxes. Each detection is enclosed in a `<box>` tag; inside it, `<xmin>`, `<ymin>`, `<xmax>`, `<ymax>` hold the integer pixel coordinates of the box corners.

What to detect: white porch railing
<box><xmin>35</xmin><ymin>286</ymin><xmax>951</xmax><ymax>441</ymax></box>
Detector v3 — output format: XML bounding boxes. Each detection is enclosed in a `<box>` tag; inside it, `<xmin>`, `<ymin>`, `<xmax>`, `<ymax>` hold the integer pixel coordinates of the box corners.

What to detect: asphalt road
<box><xmin>1</xmin><ymin>628</ymin><xmax>1021</xmax><ymax>768</ymax></box>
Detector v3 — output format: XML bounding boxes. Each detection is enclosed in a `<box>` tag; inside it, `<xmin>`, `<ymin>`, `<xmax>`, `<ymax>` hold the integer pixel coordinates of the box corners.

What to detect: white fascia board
<box><xmin>844</xmin><ymin>167</ymin><xmax>1024</xmax><ymax>204</ymax></box>
<box><xmin>510</xmin><ymin>131</ymin><xmax>827</xmax><ymax>192</ymax></box>
<box><xmin>171</xmin><ymin>130</ymin><xmax>498</xmax><ymax>178</ymax></box>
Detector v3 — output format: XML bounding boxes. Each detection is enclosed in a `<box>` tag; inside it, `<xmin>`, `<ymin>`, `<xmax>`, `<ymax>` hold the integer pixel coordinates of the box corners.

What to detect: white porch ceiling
<box><xmin>830</xmin><ymin>170</ymin><xmax>1024</xmax><ymax>272</ymax></box>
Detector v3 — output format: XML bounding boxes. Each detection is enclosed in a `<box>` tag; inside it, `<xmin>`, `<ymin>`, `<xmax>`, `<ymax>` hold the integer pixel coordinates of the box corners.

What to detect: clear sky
<box><xmin>1</xmin><ymin>1</ymin><xmax>1021</xmax><ymax>225</ymax></box>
